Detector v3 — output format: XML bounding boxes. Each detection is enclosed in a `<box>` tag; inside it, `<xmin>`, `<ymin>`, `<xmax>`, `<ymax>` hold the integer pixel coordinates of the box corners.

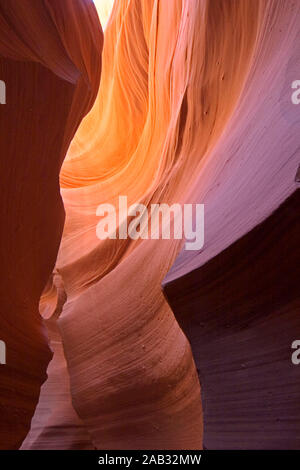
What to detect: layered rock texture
<box><xmin>0</xmin><ymin>0</ymin><xmax>299</xmax><ymax>450</ymax></box>
<box><xmin>0</xmin><ymin>0</ymin><xmax>103</xmax><ymax>449</ymax></box>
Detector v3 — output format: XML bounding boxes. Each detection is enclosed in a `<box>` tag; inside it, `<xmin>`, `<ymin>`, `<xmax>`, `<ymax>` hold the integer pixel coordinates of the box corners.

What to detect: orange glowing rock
<box><xmin>1</xmin><ymin>0</ymin><xmax>299</xmax><ymax>451</ymax></box>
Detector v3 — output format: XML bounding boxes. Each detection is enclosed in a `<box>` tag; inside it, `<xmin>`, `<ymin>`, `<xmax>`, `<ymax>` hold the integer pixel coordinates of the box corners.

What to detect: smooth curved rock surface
<box><xmin>0</xmin><ymin>0</ymin><xmax>299</xmax><ymax>451</ymax></box>
<box><xmin>0</xmin><ymin>0</ymin><xmax>102</xmax><ymax>449</ymax></box>
<box><xmin>51</xmin><ymin>0</ymin><xmax>262</xmax><ymax>449</ymax></box>
<box><xmin>163</xmin><ymin>0</ymin><xmax>300</xmax><ymax>450</ymax></box>
<box><xmin>164</xmin><ymin>190</ymin><xmax>300</xmax><ymax>449</ymax></box>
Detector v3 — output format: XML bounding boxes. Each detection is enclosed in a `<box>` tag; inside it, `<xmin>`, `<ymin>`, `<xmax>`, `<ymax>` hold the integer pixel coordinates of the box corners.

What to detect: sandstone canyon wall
<box><xmin>0</xmin><ymin>0</ymin><xmax>299</xmax><ymax>450</ymax></box>
<box><xmin>0</xmin><ymin>0</ymin><xmax>103</xmax><ymax>449</ymax></box>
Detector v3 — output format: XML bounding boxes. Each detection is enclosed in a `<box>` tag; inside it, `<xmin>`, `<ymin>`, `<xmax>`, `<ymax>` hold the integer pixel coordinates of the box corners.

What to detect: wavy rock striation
<box><xmin>0</xmin><ymin>0</ymin><xmax>102</xmax><ymax>449</ymax></box>
<box><xmin>1</xmin><ymin>0</ymin><xmax>299</xmax><ymax>450</ymax></box>
<box><xmin>163</xmin><ymin>0</ymin><xmax>300</xmax><ymax>450</ymax></box>
<box><xmin>35</xmin><ymin>0</ymin><xmax>261</xmax><ymax>450</ymax></box>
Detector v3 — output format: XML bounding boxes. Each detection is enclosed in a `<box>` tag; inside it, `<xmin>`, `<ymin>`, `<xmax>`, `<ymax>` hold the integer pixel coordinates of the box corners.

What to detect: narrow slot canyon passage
<box><xmin>94</xmin><ymin>0</ymin><xmax>115</xmax><ymax>29</ymax></box>
<box><xmin>0</xmin><ymin>0</ymin><xmax>299</xmax><ymax>451</ymax></box>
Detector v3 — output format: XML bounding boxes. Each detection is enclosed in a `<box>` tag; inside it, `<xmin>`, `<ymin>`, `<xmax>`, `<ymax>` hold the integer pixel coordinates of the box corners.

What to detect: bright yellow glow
<box><xmin>93</xmin><ymin>0</ymin><xmax>114</xmax><ymax>29</ymax></box>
